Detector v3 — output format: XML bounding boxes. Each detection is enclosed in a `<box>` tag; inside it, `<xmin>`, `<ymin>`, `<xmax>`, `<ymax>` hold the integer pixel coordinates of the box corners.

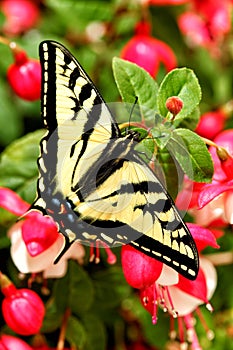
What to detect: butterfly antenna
<box><xmin>128</xmin><ymin>96</ymin><xmax>138</xmax><ymax>130</ymax></box>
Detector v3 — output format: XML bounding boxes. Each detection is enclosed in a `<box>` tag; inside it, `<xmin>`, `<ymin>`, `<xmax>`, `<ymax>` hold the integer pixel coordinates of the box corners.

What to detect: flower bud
<box><xmin>0</xmin><ymin>273</ymin><xmax>45</xmax><ymax>335</ymax></box>
<box><xmin>165</xmin><ymin>96</ymin><xmax>183</xmax><ymax>117</ymax></box>
<box><xmin>121</xmin><ymin>245</ymin><xmax>163</xmax><ymax>289</ymax></box>
<box><xmin>195</xmin><ymin>110</ymin><xmax>226</xmax><ymax>139</ymax></box>
<box><xmin>7</xmin><ymin>47</ymin><xmax>41</xmax><ymax>101</ymax></box>
<box><xmin>121</xmin><ymin>21</ymin><xmax>176</xmax><ymax>77</ymax></box>
<box><xmin>0</xmin><ymin>334</ymin><xmax>33</xmax><ymax>350</ymax></box>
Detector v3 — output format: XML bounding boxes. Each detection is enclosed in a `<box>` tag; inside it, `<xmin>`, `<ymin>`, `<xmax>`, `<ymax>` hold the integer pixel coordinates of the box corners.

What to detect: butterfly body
<box><xmin>31</xmin><ymin>40</ymin><xmax>199</xmax><ymax>279</ymax></box>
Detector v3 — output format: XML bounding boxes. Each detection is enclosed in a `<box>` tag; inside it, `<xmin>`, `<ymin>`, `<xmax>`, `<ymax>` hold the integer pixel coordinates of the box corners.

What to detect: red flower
<box><xmin>7</xmin><ymin>47</ymin><xmax>41</xmax><ymax>101</ymax></box>
<box><xmin>0</xmin><ymin>187</ymin><xmax>85</xmax><ymax>278</ymax></box>
<box><xmin>0</xmin><ymin>334</ymin><xmax>33</xmax><ymax>350</ymax></box>
<box><xmin>142</xmin><ymin>0</ymin><xmax>189</xmax><ymax>4</ymax></box>
<box><xmin>120</xmin><ymin>21</ymin><xmax>177</xmax><ymax>77</ymax></box>
<box><xmin>195</xmin><ymin>110</ymin><xmax>227</xmax><ymax>140</ymax></box>
<box><xmin>121</xmin><ymin>245</ymin><xmax>163</xmax><ymax>289</ymax></box>
<box><xmin>0</xmin><ymin>273</ymin><xmax>45</xmax><ymax>336</ymax></box>
<box><xmin>138</xmin><ymin>224</ymin><xmax>218</xmax><ymax>346</ymax></box>
<box><xmin>182</xmin><ymin>130</ymin><xmax>233</xmax><ymax>228</ymax></box>
<box><xmin>1</xmin><ymin>0</ymin><xmax>40</xmax><ymax>36</ymax></box>
<box><xmin>178</xmin><ymin>0</ymin><xmax>232</xmax><ymax>55</ymax></box>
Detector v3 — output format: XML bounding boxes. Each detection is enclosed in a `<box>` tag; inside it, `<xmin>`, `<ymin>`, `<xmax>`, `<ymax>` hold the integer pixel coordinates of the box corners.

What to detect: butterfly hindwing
<box><xmin>32</xmin><ymin>40</ymin><xmax>199</xmax><ymax>280</ymax></box>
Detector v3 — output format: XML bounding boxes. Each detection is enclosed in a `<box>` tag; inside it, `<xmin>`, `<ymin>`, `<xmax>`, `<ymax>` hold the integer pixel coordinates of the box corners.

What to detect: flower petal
<box><xmin>176</xmin><ymin>267</ymin><xmax>208</xmax><ymax>303</ymax></box>
<box><xmin>201</xmin><ymin>257</ymin><xmax>217</xmax><ymax>300</ymax></box>
<box><xmin>9</xmin><ymin>223</ymin><xmax>65</xmax><ymax>274</ymax></box>
<box><xmin>198</xmin><ymin>181</ymin><xmax>233</xmax><ymax>208</ymax></box>
<box><xmin>22</xmin><ymin>212</ymin><xmax>59</xmax><ymax>256</ymax></box>
<box><xmin>0</xmin><ymin>187</ymin><xmax>29</xmax><ymax>215</ymax></box>
<box><xmin>167</xmin><ymin>286</ymin><xmax>201</xmax><ymax>316</ymax></box>
<box><xmin>121</xmin><ymin>245</ymin><xmax>163</xmax><ymax>289</ymax></box>
<box><xmin>187</xmin><ymin>223</ymin><xmax>219</xmax><ymax>251</ymax></box>
<box><xmin>156</xmin><ymin>264</ymin><xmax>179</xmax><ymax>286</ymax></box>
<box><xmin>225</xmin><ymin>191</ymin><xmax>233</xmax><ymax>224</ymax></box>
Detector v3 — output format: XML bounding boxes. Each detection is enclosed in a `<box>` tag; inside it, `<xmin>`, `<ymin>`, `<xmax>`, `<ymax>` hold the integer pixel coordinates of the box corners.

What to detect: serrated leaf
<box><xmin>66</xmin><ymin>315</ymin><xmax>87</xmax><ymax>349</ymax></box>
<box><xmin>112</xmin><ymin>57</ymin><xmax>158</xmax><ymax>121</ymax></box>
<box><xmin>0</xmin><ymin>130</ymin><xmax>44</xmax><ymax>203</ymax></box>
<box><xmin>167</xmin><ymin>128</ymin><xmax>213</xmax><ymax>182</ymax></box>
<box><xmin>81</xmin><ymin>314</ymin><xmax>106</xmax><ymax>350</ymax></box>
<box><xmin>158</xmin><ymin>68</ymin><xmax>201</xmax><ymax>121</ymax></box>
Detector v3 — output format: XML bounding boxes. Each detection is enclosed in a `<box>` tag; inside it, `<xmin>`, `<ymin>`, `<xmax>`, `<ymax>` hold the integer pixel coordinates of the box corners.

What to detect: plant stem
<box><xmin>57</xmin><ymin>308</ymin><xmax>71</xmax><ymax>350</ymax></box>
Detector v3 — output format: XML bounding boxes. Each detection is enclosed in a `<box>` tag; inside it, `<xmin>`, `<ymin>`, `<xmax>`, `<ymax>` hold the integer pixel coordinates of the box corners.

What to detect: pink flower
<box><xmin>138</xmin><ymin>224</ymin><xmax>218</xmax><ymax>347</ymax></box>
<box><xmin>0</xmin><ymin>187</ymin><xmax>85</xmax><ymax>277</ymax></box>
<box><xmin>0</xmin><ymin>273</ymin><xmax>45</xmax><ymax>336</ymax></box>
<box><xmin>195</xmin><ymin>109</ymin><xmax>227</xmax><ymax>140</ymax></box>
<box><xmin>192</xmin><ymin>130</ymin><xmax>233</xmax><ymax>226</ymax></box>
<box><xmin>120</xmin><ymin>21</ymin><xmax>177</xmax><ymax>77</ymax></box>
<box><xmin>0</xmin><ymin>334</ymin><xmax>33</xmax><ymax>350</ymax></box>
<box><xmin>0</xmin><ymin>0</ymin><xmax>40</xmax><ymax>36</ymax></box>
<box><xmin>142</xmin><ymin>0</ymin><xmax>189</xmax><ymax>4</ymax></box>
<box><xmin>178</xmin><ymin>0</ymin><xmax>232</xmax><ymax>55</ymax></box>
<box><xmin>7</xmin><ymin>47</ymin><xmax>41</xmax><ymax>101</ymax></box>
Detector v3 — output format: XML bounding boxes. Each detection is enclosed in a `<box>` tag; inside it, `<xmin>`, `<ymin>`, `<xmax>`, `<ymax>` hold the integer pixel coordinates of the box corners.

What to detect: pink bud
<box><xmin>7</xmin><ymin>49</ymin><xmax>41</xmax><ymax>101</ymax></box>
<box><xmin>0</xmin><ymin>334</ymin><xmax>33</xmax><ymax>350</ymax></box>
<box><xmin>0</xmin><ymin>274</ymin><xmax>45</xmax><ymax>336</ymax></box>
<box><xmin>165</xmin><ymin>96</ymin><xmax>183</xmax><ymax>117</ymax></box>
<box><xmin>121</xmin><ymin>245</ymin><xmax>163</xmax><ymax>289</ymax></box>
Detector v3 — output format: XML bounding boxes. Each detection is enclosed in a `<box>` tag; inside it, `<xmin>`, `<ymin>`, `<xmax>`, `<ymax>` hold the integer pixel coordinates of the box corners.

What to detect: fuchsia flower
<box><xmin>197</xmin><ymin>130</ymin><xmax>233</xmax><ymax>224</ymax></box>
<box><xmin>178</xmin><ymin>0</ymin><xmax>232</xmax><ymax>56</ymax></box>
<box><xmin>0</xmin><ymin>334</ymin><xmax>33</xmax><ymax>350</ymax></box>
<box><xmin>120</xmin><ymin>21</ymin><xmax>177</xmax><ymax>77</ymax></box>
<box><xmin>141</xmin><ymin>0</ymin><xmax>189</xmax><ymax>5</ymax></box>
<box><xmin>0</xmin><ymin>273</ymin><xmax>45</xmax><ymax>335</ymax></box>
<box><xmin>180</xmin><ymin>130</ymin><xmax>233</xmax><ymax>228</ymax></box>
<box><xmin>0</xmin><ymin>187</ymin><xmax>85</xmax><ymax>278</ymax></box>
<box><xmin>7</xmin><ymin>46</ymin><xmax>41</xmax><ymax>101</ymax></box>
<box><xmin>0</xmin><ymin>0</ymin><xmax>40</xmax><ymax>36</ymax></box>
<box><xmin>121</xmin><ymin>224</ymin><xmax>218</xmax><ymax>348</ymax></box>
<box><xmin>195</xmin><ymin>109</ymin><xmax>227</xmax><ymax>140</ymax></box>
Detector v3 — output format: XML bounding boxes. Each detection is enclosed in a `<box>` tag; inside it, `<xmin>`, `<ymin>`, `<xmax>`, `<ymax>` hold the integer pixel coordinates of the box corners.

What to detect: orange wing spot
<box><xmin>59</xmin><ymin>204</ymin><xmax>67</xmax><ymax>214</ymax></box>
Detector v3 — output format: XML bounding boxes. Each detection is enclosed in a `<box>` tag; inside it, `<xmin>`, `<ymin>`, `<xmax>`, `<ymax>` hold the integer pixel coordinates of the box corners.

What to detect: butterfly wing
<box><xmin>74</xmin><ymin>150</ymin><xmax>199</xmax><ymax>280</ymax></box>
<box><xmin>33</xmin><ymin>40</ymin><xmax>199</xmax><ymax>280</ymax></box>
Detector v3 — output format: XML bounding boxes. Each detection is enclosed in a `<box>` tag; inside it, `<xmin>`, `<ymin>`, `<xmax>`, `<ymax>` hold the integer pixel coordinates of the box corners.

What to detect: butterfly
<box><xmin>31</xmin><ymin>40</ymin><xmax>199</xmax><ymax>280</ymax></box>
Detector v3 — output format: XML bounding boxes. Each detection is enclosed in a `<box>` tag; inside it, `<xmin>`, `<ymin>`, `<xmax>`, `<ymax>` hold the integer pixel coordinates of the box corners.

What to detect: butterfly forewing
<box><xmin>31</xmin><ymin>40</ymin><xmax>199</xmax><ymax>280</ymax></box>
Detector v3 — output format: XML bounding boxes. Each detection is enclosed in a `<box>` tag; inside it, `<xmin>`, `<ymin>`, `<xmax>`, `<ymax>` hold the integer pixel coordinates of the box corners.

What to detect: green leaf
<box><xmin>0</xmin><ymin>130</ymin><xmax>44</xmax><ymax>203</ymax></box>
<box><xmin>54</xmin><ymin>261</ymin><xmax>94</xmax><ymax>316</ymax></box>
<box><xmin>68</xmin><ymin>261</ymin><xmax>94</xmax><ymax>316</ymax></box>
<box><xmin>112</xmin><ymin>57</ymin><xmax>158</xmax><ymax>121</ymax></box>
<box><xmin>157</xmin><ymin>68</ymin><xmax>202</xmax><ymax>121</ymax></box>
<box><xmin>157</xmin><ymin>146</ymin><xmax>183</xmax><ymax>200</ymax></box>
<box><xmin>81</xmin><ymin>314</ymin><xmax>106</xmax><ymax>350</ymax></box>
<box><xmin>66</xmin><ymin>315</ymin><xmax>87</xmax><ymax>349</ymax></box>
<box><xmin>174</xmin><ymin>107</ymin><xmax>200</xmax><ymax>130</ymax></box>
<box><xmin>0</xmin><ymin>80</ymin><xmax>23</xmax><ymax>146</ymax></box>
<box><xmin>167</xmin><ymin>128</ymin><xmax>214</xmax><ymax>182</ymax></box>
<box><xmin>41</xmin><ymin>300</ymin><xmax>63</xmax><ymax>333</ymax></box>
<box><xmin>92</xmin><ymin>266</ymin><xmax>131</xmax><ymax>310</ymax></box>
